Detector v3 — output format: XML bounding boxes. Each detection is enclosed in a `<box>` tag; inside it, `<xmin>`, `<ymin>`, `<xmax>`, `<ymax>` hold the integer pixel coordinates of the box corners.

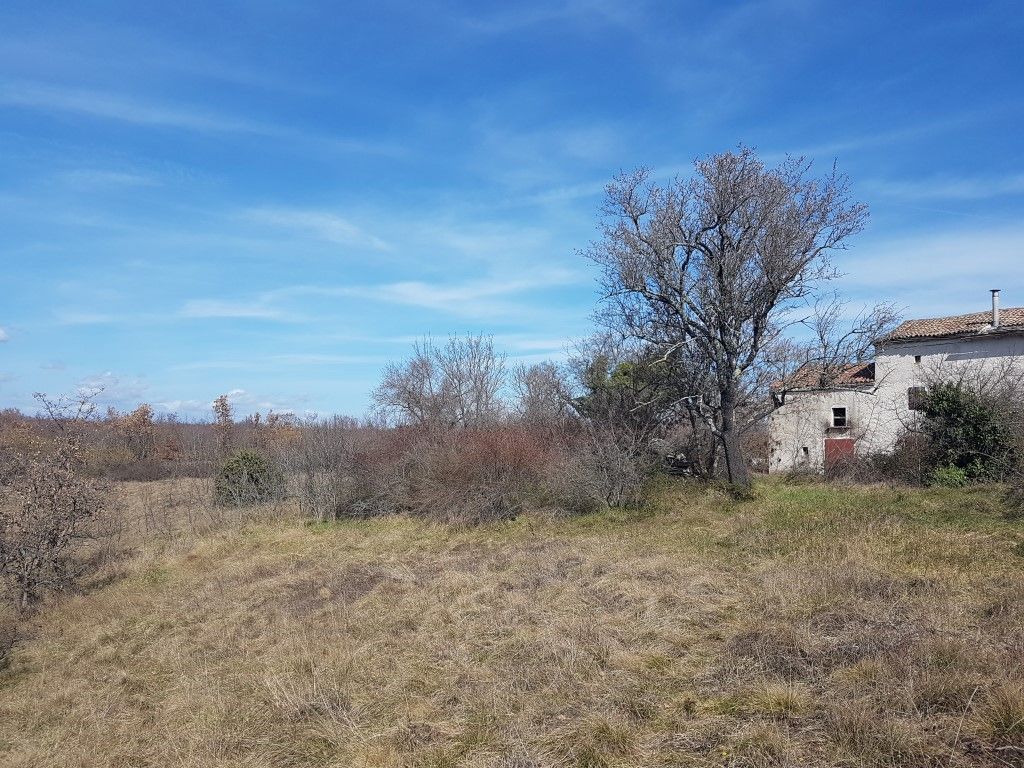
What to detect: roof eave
<box><xmin>877</xmin><ymin>325</ymin><xmax>1024</xmax><ymax>347</ymax></box>
<box><xmin>776</xmin><ymin>382</ymin><xmax>875</xmax><ymax>394</ymax></box>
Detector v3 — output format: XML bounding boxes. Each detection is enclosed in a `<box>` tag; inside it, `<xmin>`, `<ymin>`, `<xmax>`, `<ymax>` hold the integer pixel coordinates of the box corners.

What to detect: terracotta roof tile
<box><xmin>881</xmin><ymin>307</ymin><xmax>1024</xmax><ymax>343</ymax></box>
<box><xmin>778</xmin><ymin>361</ymin><xmax>875</xmax><ymax>391</ymax></box>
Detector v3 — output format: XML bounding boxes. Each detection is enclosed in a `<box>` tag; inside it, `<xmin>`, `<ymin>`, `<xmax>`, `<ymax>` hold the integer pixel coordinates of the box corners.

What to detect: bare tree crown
<box><xmin>591</xmin><ymin>147</ymin><xmax>868</xmax><ymax>376</ymax></box>
<box><xmin>587</xmin><ymin>146</ymin><xmax>869</xmax><ymax>486</ymax></box>
<box><xmin>373</xmin><ymin>335</ymin><xmax>507</xmax><ymax>429</ymax></box>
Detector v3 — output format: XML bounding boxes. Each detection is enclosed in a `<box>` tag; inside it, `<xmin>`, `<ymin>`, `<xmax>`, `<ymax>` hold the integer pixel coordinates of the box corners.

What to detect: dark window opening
<box><xmin>914</xmin><ymin>355</ymin><xmax>922</xmax><ymax>364</ymax></box>
<box><xmin>832</xmin><ymin>407</ymin><xmax>848</xmax><ymax>428</ymax></box>
<box><xmin>908</xmin><ymin>386</ymin><xmax>927</xmax><ymax>411</ymax></box>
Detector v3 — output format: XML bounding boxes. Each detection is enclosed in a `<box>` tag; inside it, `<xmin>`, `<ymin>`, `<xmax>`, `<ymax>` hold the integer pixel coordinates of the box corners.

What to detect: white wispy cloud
<box><xmin>270</xmin><ymin>353</ymin><xmax>386</xmax><ymax>365</ymax></box>
<box><xmin>509</xmin><ymin>180</ymin><xmax>608</xmax><ymax>208</ymax></box>
<box><xmin>178</xmin><ymin>300</ymin><xmax>293</xmax><ymax>320</ymax></box>
<box><xmin>169</xmin><ymin>361</ymin><xmax>259</xmax><ymax>371</ymax></box>
<box><xmin>0</xmin><ymin>327</ymin><xmax>9</xmax><ymax>342</ymax></box>
<box><xmin>241</xmin><ymin>207</ymin><xmax>391</xmax><ymax>251</ymax></box>
<box><xmin>470</xmin><ymin>117</ymin><xmax>625</xmax><ymax>188</ymax></box>
<box><xmin>0</xmin><ymin>27</ymin><xmax>320</xmax><ymax>96</ymax></box>
<box><xmin>190</xmin><ymin>388</ymin><xmax>308</xmax><ymax>416</ymax></box>
<box><xmin>55</xmin><ymin>312</ymin><xmax>121</xmax><ymax>325</ymax></box>
<box><xmin>58</xmin><ymin>168</ymin><xmax>161</xmax><ymax>188</ymax></box>
<box><xmin>0</xmin><ymin>80</ymin><xmax>401</xmax><ymax>155</ymax></box>
<box><xmin>277</xmin><ymin>267</ymin><xmax>583</xmax><ymax>317</ymax></box>
<box><xmin>152</xmin><ymin>398</ymin><xmax>212</xmax><ymax>414</ymax></box>
<box><xmin>76</xmin><ymin>371</ymin><xmax>149</xmax><ymax>404</ymax></box>
<box><xmin>460</xmin><ymin>0</ymin><xmax>639</xmax><ymax>35</ymax></box>
<box><xmin>865</xmin><ymin>173</ymin><xmax>1024</xmax><ymax>201</ymax></box>
<box><xmin>173</xmin><ymin>267</ymin><xmax>583</xmax><ymax>329</ymax></box>
<box><xmin>172</xmin><ymin>353</ymin><xmax>384</xmax><ymax>371</ymax></box>
<box><xmin>0</xmin><ymin>80</ymin><xmax>261</xmax><ymax>133</ymax></box>
<box><xmin>838</xmin><ymin>224</ymin><xmax>1024</xmax><ymax>319</ymax></box>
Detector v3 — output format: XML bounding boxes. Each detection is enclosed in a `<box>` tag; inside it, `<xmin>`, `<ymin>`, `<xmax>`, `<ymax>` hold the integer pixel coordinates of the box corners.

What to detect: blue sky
<box><xmin>1</xmin><ymin>1</ymin><xmax>1023</xmax><ymax>418</ymax></box>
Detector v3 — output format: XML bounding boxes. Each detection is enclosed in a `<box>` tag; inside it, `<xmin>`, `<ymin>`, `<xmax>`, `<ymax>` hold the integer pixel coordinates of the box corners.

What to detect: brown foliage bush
<box><xmin>0</xmin><ymin>440</ymin><xmax>109</xmax><ymax>611</ymax></box>
<box><xmin>297</xmin><ymin>421</ymin><xmax>636</xmax><ymax>523</ymax></box>
<box><xmin>342</xmin><ymin>426</ymin><xmax>558</xmax><ymax>523</ymax></box>
<box><xmin>402</xmin><ymin>426</ymin><xmax>556</xmax><ymax>524</ymax></box>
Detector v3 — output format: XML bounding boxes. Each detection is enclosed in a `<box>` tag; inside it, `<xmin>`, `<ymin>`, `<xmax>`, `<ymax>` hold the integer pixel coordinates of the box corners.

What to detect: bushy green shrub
<box><xmin>928</xmin><ymin>465</ymin><xmax>968</xmax><ymax>488</ymax></box>
<box><xmin>922</xmin><ymin>384</ymin><xmax>1016</xmax><ymax>483</ymax></box>
<box><xmin>214</xmin><ymin>450</ymin><xmax>285</xmax><ymax>506</ymax></box>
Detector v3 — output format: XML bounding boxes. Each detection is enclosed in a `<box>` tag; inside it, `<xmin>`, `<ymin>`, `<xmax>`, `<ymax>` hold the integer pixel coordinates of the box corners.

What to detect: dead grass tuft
<box><xmin>975</xmin><ymin>681</ymin><xmax>1024</xmax><ymax>749</ymax></box>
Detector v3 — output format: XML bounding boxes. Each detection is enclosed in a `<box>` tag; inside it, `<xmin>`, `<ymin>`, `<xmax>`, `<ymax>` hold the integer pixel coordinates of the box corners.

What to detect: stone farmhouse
<box><xmin>768</xmin><ymin>291</ymin><xmax>1024</xmax><ymax>473</ymax></box>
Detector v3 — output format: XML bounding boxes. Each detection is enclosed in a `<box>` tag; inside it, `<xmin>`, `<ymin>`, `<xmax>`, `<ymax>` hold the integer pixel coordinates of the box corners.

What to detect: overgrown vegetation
<box><xmin>213</xmin><ymin>450</ymin><xmax>286</xmax><ymax>507</ymax></box>
<box><xmin>922</xmin><ymin>382</ymin><xmax>1018</xmax><ymax>483</ymax></box>
<box><xmin>0</xmin><ymin>395</ymin><xmax>109</xmax><ymax>612</ymax></box>
<box><xmin>289</xmin><ymin>334</ymin><xmax>676</xmax><ymax>524</ymax></box>
<box><xmin>0</xmin><ymin>478</ymin><xmax>1021</xmax><ymax>767</ymax></box>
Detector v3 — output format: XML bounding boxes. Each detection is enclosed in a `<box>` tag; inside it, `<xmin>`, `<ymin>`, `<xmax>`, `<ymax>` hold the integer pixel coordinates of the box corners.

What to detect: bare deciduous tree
<box><xmin>373</xmin><ymin>335</ymin><xmax>506</xmax><ymax>429</ymax></box>
<box><xmin>588</xmin><ymin>146</ymin><xmax>869</xmax><ymax>487</ymax></box>
<box><xmin>212</xmin><ymin>394</ymin><xmax>234</xmax><ymax>455</ymax></box>
<box><xmin>768</xmin><ymin>296</ymin><xmax>901</xmax><ymax>408</ymax></box>
<box><xmin>513</xmin><ymin>362</ymin><xmax>569</xmax><ymax>428</ymax></box>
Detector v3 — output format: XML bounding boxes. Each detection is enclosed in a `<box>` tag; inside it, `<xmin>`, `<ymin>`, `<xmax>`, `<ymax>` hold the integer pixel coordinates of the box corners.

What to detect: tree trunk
<box><xmin>704</xmin><ymin>439</ymin><xmax>718</xmax><ymax>478</ymax></box>
<box><xmin>720</xmin><ymin>386</ymin><xmax>751</xmax><ymax>488</ymax></box>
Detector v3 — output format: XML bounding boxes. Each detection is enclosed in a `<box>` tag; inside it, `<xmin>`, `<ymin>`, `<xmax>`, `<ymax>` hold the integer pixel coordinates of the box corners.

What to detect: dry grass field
<box><xmin>1</xmin><ymin>478</ymin><xmax>1023</xmax><ymax>767</ymax></box>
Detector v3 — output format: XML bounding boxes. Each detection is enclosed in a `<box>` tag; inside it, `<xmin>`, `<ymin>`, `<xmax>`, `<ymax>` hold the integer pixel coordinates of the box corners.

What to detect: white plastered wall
<box><xmin>768</xmin><ymin>388</ymin><xmax>887</xmax><ymax>472</ymax></box>
<box><xmin>768</xmin><ymin>331</ymin><xmax>1024</xmax><ymax>473</ymax></box>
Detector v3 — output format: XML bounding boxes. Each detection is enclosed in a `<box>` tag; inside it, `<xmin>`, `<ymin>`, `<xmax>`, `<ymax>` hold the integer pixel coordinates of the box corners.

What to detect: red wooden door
<box><xmin>824</xmin><ymin>437</ymin><xmax>856</xmax><ymax>472</ymax></box>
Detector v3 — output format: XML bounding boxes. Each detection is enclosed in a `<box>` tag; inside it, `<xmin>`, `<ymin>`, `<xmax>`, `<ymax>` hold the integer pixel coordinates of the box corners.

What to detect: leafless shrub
<box><xmin>391</xmin><ymin>427</ymin><xmax>555</xmax><ymax>522</ymax></box>
<box><xmin>566</xmin><ymin>435</ymin><xmax>654</xmax><ymax>510</ymax></box>
<box><xmin>0</xmin><ymin>604</ymin><xmax>18</xmax><ymax>670</ymax></box>
<box><xmin>300</xmin><ymin>419</ymin><xmax>567</xmax><ymax>523</ymax></box>
<box><xmin>827</xmin><ymin>432</ymin><xmax>931</xmax><ymax>485</ymax></box>
<box><xmin>543</xmin><ymin>444</ymin><xmax>637</xmax><ymax>514</ymax></box>
<box><xmin>0</xmin><ymin>394</ymin><xmax>110</xmax><ymax>611</ymax></box>
<box><xmin>294</xmin><ymin>417</ymin><xmax>386</xmax><ymax>520</ymax></box>
<box><xmin>402</xmin><ymin>426</ymin><xmax>553</xmax><ymax>523</ymax></box>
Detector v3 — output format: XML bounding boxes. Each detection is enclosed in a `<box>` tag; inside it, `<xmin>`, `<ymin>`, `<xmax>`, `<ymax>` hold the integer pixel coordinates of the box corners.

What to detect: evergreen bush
<box><xmin>214</xmin><ymin>450</ymin><xmax>285</xmax><ymax>506</ymax></box>
<box><xmin>921</xmin><ymin>383</ymin><xmax>1015</xmax><ymax>483</ymax></box>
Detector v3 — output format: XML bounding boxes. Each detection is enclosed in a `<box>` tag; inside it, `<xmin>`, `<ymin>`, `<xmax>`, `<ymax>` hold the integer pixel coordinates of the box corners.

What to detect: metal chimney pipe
<box><xmin>991</xmin><ymin>289</ymin><xmax>1001</xmax><ymax>328</ymax></box>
